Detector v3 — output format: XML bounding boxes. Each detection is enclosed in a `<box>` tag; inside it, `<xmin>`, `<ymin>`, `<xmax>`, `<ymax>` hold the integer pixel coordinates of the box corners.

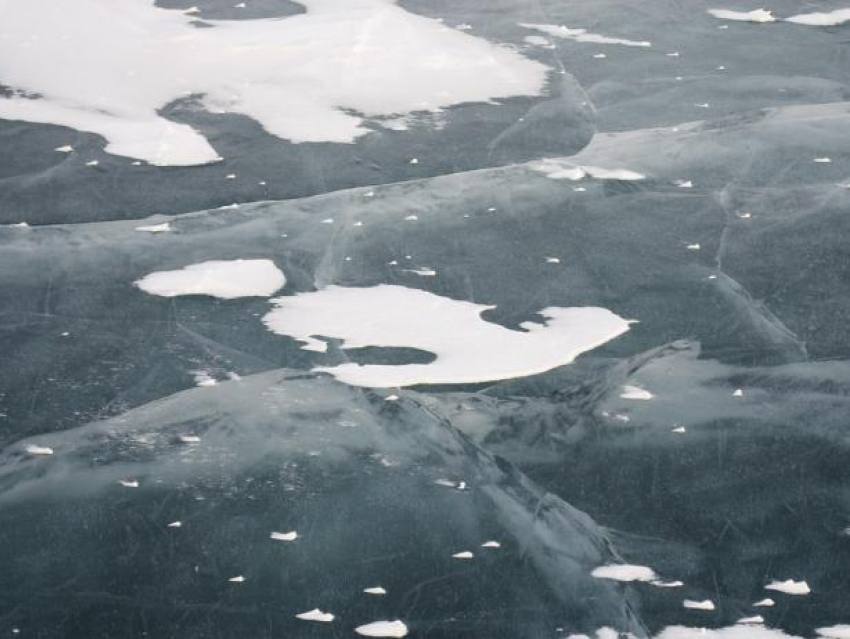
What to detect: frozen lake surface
<box><xmin>1</xmin><ymin>0</ymin><xmax>850</xmax><ymax>637</ymax></box>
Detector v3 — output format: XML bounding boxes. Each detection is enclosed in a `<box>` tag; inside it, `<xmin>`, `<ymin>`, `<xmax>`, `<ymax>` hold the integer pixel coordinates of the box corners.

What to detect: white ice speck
<box><xmin>55</xmin><ymin>145</ymin><xmax>73</xmax><ymax>153</ymax></box>
<box><xmin>455</xmin><ymin>23</ymin><xmax>472</xmax><ymax>30</ymax></box>
<box><xmin>814</xmin><ymin>157</ymin><xmax>832</xmax><ymax>163</ymax></box>
<box><xmin>546</xmin><ymin>257</ymin><xmax>561</xmax><ymax>264</ymax></box>
<box><xmin>452</xmin><ymin>551</ymin><xmax>474</xmax><ymax>559</ymax></box>
<box><xmin>167</xmin><ymin>521</ymin><xmax>182</xmax><ymax>528</ymax></box>
<box><xmin>270</xmin><ymin>531</ymin><xmax>298</xmax><ymax>542</ymax></box>
<box><xmin>753</xmin><ymin>598</ymin><xmax>775</xmax><ymax>607</ymax></box>
<box><xmin>765</xmin><ymin>579</ymin><xmax>810</xmax><ymax>595</ymax></box>
<box><xmin>667</xmin><ymin>52</ymin><xmax>680</xmax><ymax>57</ymax></box>
<box><xmin>7</xmin><ymin>222</ymin><xmax>30</xmax><ymax>228</ymax></box>
<box><xmin>592</xmin><ymin>564</ymin><xmax>657</xmax><ymax>582</ymax></box>
<box><xmin>733</xmin><ymin>389</ymin><xmax>743</xmax><ymax>397</ymax></box>
<box><xmin>739</xmin><ymin>212</ymin><xmax>752</xmax><ymax>219</ymax></box>
<box><xmin>135</xmin><ymin>259</ymin><xmax>286</xmax><ymax>299</ymax></box>
<box><xmin>24</xmin><ymin>444</ymin><xmax>54</xmax><ymax>456</ymax></box>
<box><xmin>262</xmin><ymin>284</ymin><xmax>631</xmax><ymax>387</ymax></box>
<box><xmin>695</xmin><ymin>103</ymin><xmax>710</xmax><ymax>109</ymax></box>
<box><xmin>593</xmin><ymin>53</ymin><xmax>606</xmax><ymax>59</ymax></box>
<box><xmin>355</xmin><ymin>620</ymin><xmax>409</xmax><ymax>637</ymax></box>
<box><xmin>385</xmin><ymin>394</ymin><xmax>400</xmax><ymax>401</ymax></box>
<box><xmin>86</xmin><ymin>160</ymin><xmax>99</xmax><ymax>167</ymax></box>
<box><xmin>620</xmin><ymin>385</ymin><xmax>654</xmax><ymax>400</ymax></box>
<box><xmin>707</xmin><ymin>9</ymin><xmax>775</xmax><ymax>23</ymax></box>
<box><xmin>652</xmin><ymin>580</ymin><xmax>684</xmax><ymax>588</ymax></box>
<box><xmin>675</xmin><ymin>180</ymin><xmax>694</xmax><ymax>188</ymax></box>
<box><xmin>184</xmin><ymin>6</ymin><xmax>200</xmax><ymax>14</ymax></box>
<box><xmin>228</xmin><ymin>575</ymin><xmax>245</xmax><ymax>583</ymax></box>
<box><xmin>687</xmin><ymin>244</ymin><xmax>701</xmax><ymax>250</ymax></box>
<box><xmin>672</xmin><ymin>426</ymin><xmax>687</xmax><ymax>434</ymax></box>
<box><xmin>519</xmin><ymin>23</ymin><xmax>651</xmax><ymax>47</ymax></box>
<box><xmin>119</xmin><ymin>479</ymin><xmax>139</xmax><ymax>488</ymax></box>
<box><xmin>434</xmin><ymin>479</ymin><xmax>456</xmax><ymax>488</ymax></box>
<box><xmin>364</xmin><ymin>586</ymin><xmax>387</xmax><ymax>595</ymax></box>
<box><xmin>179</xmin><ymin>435</ymin><xmax>201</xmax><ymax>443</ymax></box>
<box><xmin>404</xmin><ymin>268</ymin><xmax>436</xmax><ymax>276</ymax></box>
<box><xmin>404</xmin><ymin>215</ymin><xmax>418</xmax><ymax>221</ymax></box>
<box><xmin>683</xmin><ymin>599</ymin><xmax>715</xmax><ymax>611</ymax></box>
<box><xmin>409</xmin><ymin>158</ymin><xmax>418</xmax><ymax>164</ymax></box>
<box><xmin>481</xmin><ymin>540</ymin><xmax>501</xmax><ymax>548</ymax></box>
<box><xmin>296</xmin><ymin>609</ymin><xmax>334</xmax><ymax>623</ymax></box>
<box><xmin>737</xmin><ymin>616</ymin><xmax>764</xmax><ymax>625</ymax></box>
<box><xmin>135</xmin><ymin>222</ymin><xmax>171</xmax><ymax>233</ymax></box>
<box><xmin>226</xmin><ymin>173</ymin><xmax>236</xmax><ymax>179</ymax></box>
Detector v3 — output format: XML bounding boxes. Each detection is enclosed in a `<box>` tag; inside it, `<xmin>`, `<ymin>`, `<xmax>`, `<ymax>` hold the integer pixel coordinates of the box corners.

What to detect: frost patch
<box><xmin>136</xmin><ymin>259</ymin><xmax>285</xmax><ymax>299</ymax></box>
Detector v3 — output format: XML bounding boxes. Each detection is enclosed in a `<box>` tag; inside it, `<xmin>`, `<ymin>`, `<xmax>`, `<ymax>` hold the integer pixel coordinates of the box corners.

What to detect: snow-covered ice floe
<box><xmin>519</xmin><ymin>23</ymin><xmax>651</xmax><ymax>47</ymax></box>
<box><xmin>135</xmin><ymin>259</ymin><xmax>285</xmax><ymax>299</ymax></box>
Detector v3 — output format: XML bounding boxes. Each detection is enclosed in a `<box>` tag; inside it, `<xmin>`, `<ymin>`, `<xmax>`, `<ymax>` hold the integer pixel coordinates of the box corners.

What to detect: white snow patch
<box><xmin>55</xmin><ymin>145</ymin><xmax>73</xmax><ymax>153</ymax></box>
<box><xmin>786</xmin><ymin>9</ymin><xmax>850</xmax><ymax>26</ymax></box>
<box><xmin>135</xmin><ymin>259</ymin><xmax>285</xmax><ymax>299</ymax></box>
<box><xmin>404</xmin><ymin>268</ymin><xmax>436</xmax><ymax>277</ymax></box>
<box><xmin>452</xmin><ymin>551</ymin><xmax>474</xmax><ymax>559</ymax></box>
<box><xmin>753</xmin><ymin>598</ymin><xmax>775</xmax><ymax>607</ymax></box>
<box><xmin>296</xmin><ymin>609</ymin><xmax>334</xmax><ymax>623</ymax></box>
<box><xmin>119</xmin><ymin>479</ymin><xmax>139</xmax><ymax>488</ymax></box>
<box><xmin>707</xmin><ymin>9</ymin><xmax>775</xmax><ymax>22</ymax></box>
<box><xmin>592</xmin><ymin>564</ymin><xmax>657</xmax><ymax>582</ymax></box>
<box><xmin>520</xmin><ymin>23</ymin><xmax>651</xmax><ymax>47</ymax></box>
<box><xmin>355</xmin><ymin>620</ymin><xmax>409</xmax><ymax>637</ymax></box>
<box><xmin>818</xmin><ymin>626</ymin><xmax>850</xmax><ymax>639</ymax></box>
<box><xmin>228</xmin><ymin>575</ymin><xmax>245</xmax><ymax>583</ymax></box>
<box><xmin>652</xmin><ymin>580</ymin><xmax>684</xmax><ymax>588</ymax></box>
<box><xmin>263</xmin><ymin>284</ymin><xmax>631</xmax><ymax>387</ymax></box>
<box><xmin>657</xmin><ymin>626</ymin><xmax>798</xmax><ymax>639</ymax></box>
<box><xmin>672</xmin><ymin>426</ymin><xmax>687</xmax><ymax>434</ymax></box>
<box><xmin>765</xmin><ymin>579</ymin><xmax>810</xmax><ymax>595</ymax></box>
<box><xmin>482</xmin><ymin>540</ymin><xmax>501</xmax><ymax>548</ymax></box>
<box><xmin>814</xmin><ymin>157</ymin><xmax>832</xmax><ymax>163</ymax></box>
<box><xmin>0</xmin><ymin>0</ymin><xmax>546</xmax><ymax>165</ymax></box>
<box><xmin>167</xmin><ymin>521</ymin><xmax>182</xmax><ymax>528</ymax></box>
<box><xmin>683</xmin><ymin>599</ymin><xmax>715</xmax><ymax>611</ymax></box>
<box><xmin>179</xmin><ymin>435</ymin><xmax>201</xmax><ymax>444</ymax></box>
<box><xmin>733</xmin><ymin>389</ymin><xmax>744</xmax><ymax>397</ymax></box>
<box><xmin>135</xmin><ymin>222</ymin><xmax>171</xmax><ymax>234</ymax></box>
<box><xmin>620</xmin><ymin>385</ymin><xmax>654</xmax><ymax>400</ymax></box>
<box><xmin>738</xmin><ymin>616</ymin><xmax>765</xmax><ymax>625</ymax></box>
<box><xmin>270</xmin><ymin>531</ymin><xmax>298</xmax><ymax>542</ymax></box>
<box><xmin>675</xmin><ymin>180</ymin><xmax>694</xmax><ymax>188</ymax></box>
<box><xmin>24</xmin><ymin>444</ymin><xmax>54</xmax><ymax>456</ymax></box>
<box><xmin>364</xmin><ymin>587</ymin><xmax>387</xmax><ymax>595</ymax></box>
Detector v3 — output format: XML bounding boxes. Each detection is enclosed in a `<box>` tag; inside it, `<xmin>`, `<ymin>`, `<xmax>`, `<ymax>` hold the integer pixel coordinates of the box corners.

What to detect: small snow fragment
<box><xmin>455</xmin><ymin>23</ymin><xmax>472</xmax><ymax>30</ymax></box>
<box><xmin>487</xmin><ymin>207</ymin><xmax>496</xmax><ymax>212</ymax></box>
<box><xmin>814</xmin><ymin>157</ymin><xmax>832</xmax><ymax>163</ymax></box>
<box><xmin>196</xmin><ymin>377</ymin><xmax>217</xmax><ymax>387</ymax></box>
<box><xmin>119</xmin><ymin>479</ymin><xmax>139</xmax><ymax>488</ymax></box>
<box><xmin>434</xmin><ymin>479</ymin><xmax>456</xmax><ymax>488</ymax></box>
<box><xmin>404</xmin><ymin>215</ymin><xmax>418</xmax><ymax>221</ymax></box>
<box><xmin>457</xmin><ymin>481</ymin><xmax>467</xmax><ymax>491</ymax></box>
<box><xmin>592</xmin><ymin>564</ymin><xmax>657</xmax><ymax>582</ymax></box>
<box><xmin>620</xmin><ymin>385</ymin><xmax>654</xmax><ymax>400</ymax></box>
<box><xmin>739</xmin><ymin>212</ymin><xmax>752</xmax><ymax>219</ymax></box>
<box><xmin>131</xmin><ymin>161</ymin><xmax>142</xmax><ymax>166</ymax></box>
<box><xmin>687</xmin><ymin>243</ymin><xmax>701</xmax><ymax>250</ymax></box>
<box><xmin>593</xmin><ymin>53</ymin><xmax>606</xmax><ymax>59</ymax></box>
<box><xmin>482</xmin><ymin>540</ymin><xmax>501</xmax><ymax>548</ymax></box>
<box><xmin>226</xmin><ymin>173</ymin><xmax>236</xmax><ymax>179</ymax></box>
<box><xmin>136</xmin><ymin>259</ymin><xmax>286</xmax><ymax>299</ymax></box>
<box><xmin>55</xmin><ymin>145</ymin><xmax>73</xmax><ymax>153</ymax></box>
<box><xmin>227</xmin><ymin>371</ymin><xmax>242</xmax><ymax>381</ymax></box>
<box><xmin>8</xmin><ymin>222</ymin><xmax>30</xmax><ymax>228</ymax></box>
<box><xmin>228</xmin><ymin>575</ymin><xmax>245</xmax><ymax>583</ymax></box>
<box><xmin>675</xmin><ymin>179</ymin><xmax>693</xmax><ymax>188</ymax></box>
<box><xmin>184</xmin><ymin>6</ymin><xmax>200</xmax><ymax>14</ymax></box>
<box><xmin>707</xmin><ymin>9</ymin><xmax>775</xmax><ymax>23</ymax></box>
<box><xmin>364</xmin><ymin>191</ymin><xmax>374</xmax><ymax>198</ymax></box>
<box><xmin>355</xmin><ymin>620</ymin><xmax>408</xmax><ymax>637</ymax></box>
<box><xmin>296</xmin><ymin>609</ymin><xmax>334</xmax><ymax>623</ymax></box>
<box><xmin>695</xmin><ymin>103</ymin><xmax>710</xmax><ymax>109</ymax></box>
<box><xmin>733</xmin><ymin>389</ymin><xmax>743</xmax><ymax>397</ymax></box>
<box><xmin>179</xmin><ymin>435</ymin><xmax>201</xmax><ymax>444</ymax></box>
<box><xmin>259</xmin><ymin>180</ymin><xmax>266</xmax><ymax>185</ymax></box>
<box><xmin>787</xmin><ymin>9</ymin><xmax>850</xmax><ymax>26</ymax></box>
<box><xmin>652</xmin><ymin>580</ymin><xmax>684</xmax><ymax>588</ymax></box>
<box><xmin>452</xmin><ymin>551</ymin><xmax>474</xmax><ymax>559</ymax></box>
<box><xmin>574</xmin><ymin>187</ymin><xmax>586</xmax><ymax>192</ymax></box>
<box><xmin>135</xmin><ymin>222</ymin><xmax>171</xmax><ymax>233</ymax></box>
<box><xmin>234</xmin><ymin>2</ymin><xmax>246</xmax><ymax>7</ymax></box>
<box><xmin>25</xmin><ymin>444</ymin><xmax>54</xmax><ymax>456</ymax></box>
<box><xmin>385</xmin><ymin>394</ymin><xmax>399</xmax><ymax>401</ymax></box>
<box><xmin>354</xmin><ymin>220</ymin><xmax>363</xmax><ymax>227</ymax></box>
<box><xmin>683</xmin><ymin>599</ymin><xmax>715</xmax><ymax>611</ymax></box>
<box><xmin>404</xmin><ymin>268</ymin><xmax>436</xmax><ymax>277</ymax></box>
<box><xmin>738</xmin><ymin>616</ymin><xmax>765</xmax><ymax>625</ymax></box>
<box><xmin>364</xmin><ymin>587</ymin><xmax>387</xmax><ymax>595</ymax></box>
<box><xmin>61</xmin><ymin>331</ymin><xmax>70</xmax><ymax>336</ymax></box>
<box><xmin>167</xmin><ymin>521</ymin><xmax>182</xmax><ymax>528</ymax></box>
<box><xmin>86</xmin><ymin>160</ymin><xmax>99</xmax><ymax>167</ymax></box>
<box><xmin>321</xmin><ymin>218</ymin><xmax>334</xmax><ymax>224</ymax></box>
<box><xmin>667</xmin><ymin>51</ymin><xmax>680</xmax><ymax>57</ymax></box>
<box><xmin>717</xmin><ymin>65</ymin><xmax>726</xmax><ymax>70</ymax></box>
<box><xmin>546</xmin><ymin>257</ymin><xmax>561</xmax><ymax>264</ymax></box>
<box><xmin>753</xmin><ymin>598</ymin><xmax>775</xmax><ymax>607</ymax></box>
<box><xmin>409</xmin><ymin>158</ymin><xmax>419</xmax><ymax>164</ymax></box>
<box><xmin>270</xmin><ymin>531</ymin><xmax>298</xmax><ymax>542</ymax></box>
<box><xmin>765</xmin><ymin>579</ymin><xmax>810</xmax><ymax>595</ymax></box>
<box><xmin>672</xmin><ymin>426</ymin><xmax>687</xmax><ymax>434</ymax></box>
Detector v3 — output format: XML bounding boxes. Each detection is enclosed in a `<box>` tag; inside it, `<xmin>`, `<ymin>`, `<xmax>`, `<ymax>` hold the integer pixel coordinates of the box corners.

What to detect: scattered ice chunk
<box><xmin>364</xmin><ymin>587</ymin><xmax>387</xmax><ymax>595</ymax></box>
<box><xmin>263</xmin><ymin>284</ymin><xmax>631</xmax><ymax>387</ymax></box>
<box><xmin>194</xmin><ymin>372</ymin><xmax>217</xmax><ymax>387</ymax></box>
<box><xmin>481</xmin><ymin>541</ymin><xmax>501</xmax><ymax>548</ymax></box>
<box><xmin>675</xmin><ymin>180</ymin><xmax>694</xmax><ymax>188</ymax></box>
<box><xmin>452</xmin><ymin>551</ymin><xmax>474</xmax><ymax>559</ymax></box>
<box><xmin>687</xmin><ymin>244</ymin><xmax>701</xmax><ymax>250</ymax></box>
<box><xmin>739</xmin><ymin>212</ymin><xmax>752</xmax><ymax>219</ymax></box>
<box><xmin>234</xmin><ymin>2</ymin><xmax>246</xmax><ymax>8</ymax></box>
<box><xmin>228</xmin><ymin>575</ymin><xmax>245</xmax><ymax>583</ymax></box>
<box><xmin>24</xmin><ymin>444</ymin><xmax>54</xmax><ymax>456</ymax></box>
<box><xmin>683</xmin><ymin>599</ymin><xmax>715</xmax><ymax>611</ymax></box>
<box><xmin>226</xmin><ymin>173</ymin><xmax>236</xmax><ymax>179</ymax></box>
<box><xmin>814</xmin><ymin>157</ymin><xmax>832</xmax><ymax>163</ymax></box>
<box><xmin>434</xmin><ymin>479</ymin><xmax>457</xmax><ymax>488</ymax></box>
<box><xmin>707</xmin><ymin>9</ymin><xmax>775</xmax><ymax>23</ymax></box>
<box><xmin>135</xmin><ymin>222</ymin><xmax>171</xmax><ymax>233</ymax></box>
<box><xmin>85</xmin><ymin>160</ymin><xmax>99</xmax><ymax>167</ymax></box>
<box><xmin>385</xmin><ymin>394</ymin><xmax>400</xmax><ymax>401</ymax></box>
<box><xmin>409</xmin><ymin>158</ymin><xmax>419</xmax><ymax>164</ymax></box>
<box><xmin>179</xmin><ymin>435</ymin><xmax>201</xmax><ymax>444</ymax></box>
<box><xmin>667</xmin><ymin>52</ymin><xmax>680</xmax><ymax>57</ymax></box>
<box><xmin>184</xmin><ymin>6</ymin><xmax>200</xmax><ymax>14</ymax></box>
<box><xmin>733</xmin><ymin>389</ymin><xmax>743</xmax><ymax>397</ymax></box>
<box><xmin>545</xmin><ymin>257</ymin><xmax>561</xmax><ymax>264</ymax></box>
<box><xmin>7</xmin><ymin>222</ymin><xmax>30</xmax><ymax>228</ymax></box>
<box><xmin>737</xmin><ymin>616</ymin><xmax>765</xmax><ymax>625</ymax></box>
<box><xmin>620</xmin><ymin>385</ymin><xmax>654</xmax><ymax>400</ymax></box>
<box><xmin>672</xmin><ymin>425</ymin><xmax>687</xmax><ymax>434</ymax></box>
<box><xmin>695</xmin><ymin>103</ymin><xmax>710</xmax><ymax>109</ymax></box>
<box><xmin>119</xmin><ymin>479</ymin><xmax>139</xmax><ymax>488</ymax></box>
<box><xmin>135</xmin><ymin>259</ymin><xmax>286</xmax><ymax>299</ymax></box>
<box><xmin>765</xmin><ymin>579</ymin><xmax>810</xmax><ymax>595</ymax></box>
<box><xmin>296</xmin><ymin>609</ymin><xmax>334</xmax><ymax>623</ymax></box>
<box><xmin>404</xmin><ymin>268</ymin><xmax>436</xmax><ymax>276</ymax></box>
<box><xmin>54</xmin><ymin>145</ymin><xmax>73</xmax><ymax>153</ymax></box>
<box><xmin>167</xmin><ymin>521</ymin><xmax>182</xmax><ymax>528</ymax></box>
<box><xmin>532</xmin><ymin>159</ymin><xmax>645</xmax><ymax>181</ymax></box>
<box><xmin>592</xmin><ymin>564</ymin><xmax>657</xmax><ymax>582</ymax></box>
<box><xmin>270</xmin><ymin>531</ymin><xmax>298</xmax><ymax>542</ymax></box>
<box><xmin>355</xmin><ymin>620</ymin><xmax>409</xmax><ymax>637</ymax></box>
<box><xmin>817</xmin><ymin>625</ymin><xmax>850</xmax><ymax>639</ymax></box>
<box><xmin>321</xmin><ymin>218</ymin><xmax>334</xmax><ymax>224</ymax></box>
<box><xmin>593</xmin><ymin>53</ymin><xmax>607</xmax><ymax>59</ymax></box>
<box><xmin>786</xmin><ymin>9</ymin><xmax>850</xmax><ymax>26</ymax></box>
<box><xmin>652</xmin><ymin>580</ymin><xmax>684</xmax><ymax>588</ymax></box>
<box><xmin>520</xmin><ymin>23</ymin><xmax>651</xmax><ymax>47</ymax></box>
<box><xmin>455</xmin><ymin>23</ymin><xmax>473</xmax><ymax>30</ymax></box>
<box><xmin>753</xmin><ymin>598</ymin><xmax>775</xmax><ymax>607</ymax></box>
<box><xmin>404</xmin><ymin>215</ymin><xmax>418</xmax><ymax>221</ymax></box>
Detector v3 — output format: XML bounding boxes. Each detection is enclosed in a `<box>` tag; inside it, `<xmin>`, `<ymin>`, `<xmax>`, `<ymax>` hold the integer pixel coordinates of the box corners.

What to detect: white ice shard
<box><xmin>707</xmin><ymin>9</ymin><xmax>775</xmax><ymax>23</ymax></box>
<box><xmin>355</xmin><ymin>620</ymin><xmax>409</xmax><ymax>637</ymax></box>
<box><xmin>683</xmin><ymin>599</ymin><xmax>715</xmax><ymax>611</ymax></box>
<box><xmin>519</xmin><ymin>23</ymin><xmax>651</xmax><ymax>47</ymax></box>
<box><xmin>295</xmin><ymin>609</ymin><xmax>334</xmax><ymax>623</ymax></box>
<box><xmin>786</xmin><ymin>9</ymin><xmax>850</xmax><ymax>26</ymax></box>
<box><xmin>765</xmin><ymin>579</ymin><xmax>810</xmax><ymax>595</ymax></box>
<box><xmin>591</xmin><ymin>564</ymin><xmax>657</xmax><ymax>582</ymax></box>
